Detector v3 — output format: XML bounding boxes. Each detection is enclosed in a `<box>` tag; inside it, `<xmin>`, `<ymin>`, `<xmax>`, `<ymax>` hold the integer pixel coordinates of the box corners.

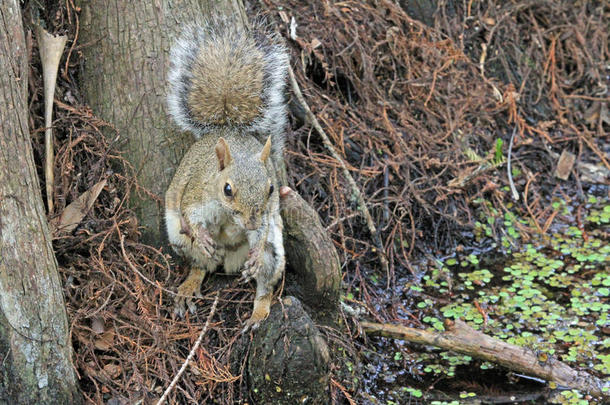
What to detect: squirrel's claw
<box><xmin>241</xmin><ymin>309</ymin><xmax>268</xmax><ymax>333</ymax></box>
<box><xmin>173</xmin><ymin>300</ymin><xmax>195</xmax><ymax>318</ymax></box>
<box><xmin>241</xmin><ymin>318</ymin><xmax>261</xmax><ymax>334</ymax></box>
<box><xmin>239</xmin><ymin>272</ymin><xmax>253</xmax><ymax>284</ymax></box>
<box><xmin>173</xmin><ymin>299</ymin><xmax>187</xmax><ymax>318</ymax></box>
<box><xmin>173</xmin><ymin>294</ymin><xmax>200</xmax><ymax>318</ymax></box>
<box><xmin>174</xmin><ymin>269</ymin><xmax>205</xmax><ymax>318</ymax></box>
<box><xmin>241</xmin><ymin>293</ymin><xmax>272</xmax><ymax>333</ymax></box>
<box><xmin>239</xmin><ymin>266</ymin><xmax>258</xmax><ymax>284</ymax></box>
<box><xmin>179</xmin><ymin>216</ymin><xmax>193</xmax><ymax>238</ymax></box>
<box><xmin>187</xmin><ymin>299</ymin><xmax>198</xmax><ymax>315</ymax></box>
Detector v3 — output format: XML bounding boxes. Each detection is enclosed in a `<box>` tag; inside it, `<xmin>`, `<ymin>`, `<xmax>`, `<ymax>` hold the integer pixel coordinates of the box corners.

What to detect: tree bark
<box><xmin>77</xmin><ymin>0</ymin><xmax>247</xmax><ymax>243</ymax></box>
<box><xmin>0</xmin><ymin>2</ymin><xmax>81</xmax><ymax>403</ymax></box>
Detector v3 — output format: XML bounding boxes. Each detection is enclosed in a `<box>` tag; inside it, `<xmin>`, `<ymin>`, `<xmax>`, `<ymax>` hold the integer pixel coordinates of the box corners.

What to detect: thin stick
<box><xmin>507</xmin><ymin>126</ymin><xmax>519</xmax><ymax>201</ymax></box>
<box><xmin>156</xmin><ymin>292</ymin><xmax>220</xmax><ymax>405</ymax></box>
<box><xmin>288</xmin><ymin>66</ymin><xmax>389</xmax><ymax>276</ymax></box>
<box><xmin>118</xmin><ymin>227</ymin><xmax>178</xmax><ymax>297</ymax></box>
<box><xmin>331</xmin><ymin>377</ymin><xmax>356</xmax><ymax>405</ymax></box>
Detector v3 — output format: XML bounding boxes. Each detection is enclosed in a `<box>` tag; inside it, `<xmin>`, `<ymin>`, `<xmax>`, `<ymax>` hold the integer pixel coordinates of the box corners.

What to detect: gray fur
<box><xmin>167</xmin><ymin>15</ymin><xmax>289</xmax><ymax>160</ymax></box>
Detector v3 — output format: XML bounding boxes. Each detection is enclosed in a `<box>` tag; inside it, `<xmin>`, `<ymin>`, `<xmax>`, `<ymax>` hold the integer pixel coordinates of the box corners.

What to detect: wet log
<box><xmin>280</xmin><ymin>187</ymin><xmax>341</xmax><ymax>321</ymax></box>
<box><xmin>362</xmin><ymin>319</ymin><xmax>609</xmax><ymax>398</ymax></box>
<box><xmin>244</xmin><ymin>296</ymin><xmax>331</xmax><ymax>404</ymax></box>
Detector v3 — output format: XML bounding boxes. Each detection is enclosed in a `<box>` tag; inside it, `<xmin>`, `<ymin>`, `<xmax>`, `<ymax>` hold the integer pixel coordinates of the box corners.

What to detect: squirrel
<box><xmin>164</xmin><ymin>16</ymin><xmax>289</xmax><ymax>331</ymax></box>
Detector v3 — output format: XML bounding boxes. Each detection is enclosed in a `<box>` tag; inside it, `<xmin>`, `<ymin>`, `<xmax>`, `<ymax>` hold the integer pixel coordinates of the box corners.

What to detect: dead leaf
<box><xmin>579</xmin><ymin>161</ymin><xmax>610</xmax><ymax>184</ymax></box>
<box><xmin>91</xmin><ymin>316</ymin><xmax>105</xmax><ymax>334</ymax></box>
<box><xmin>554</xmin><ymin>150</ymin><xmax>575</xmax><ymax>180</ymax></box>
<box><xmin>50</xmin><ymin>179</ymin><xmax>106</xmax><ymax>236</ymax></box>
<box><xmin>94</xmin><ymin>329</ymin><xmax>115</xmax><ymax>351</ymax></box>
<box><xmin>103</xmin><ymin>363</ymin><xmax>122</xmax><ymax>379</ymax></box>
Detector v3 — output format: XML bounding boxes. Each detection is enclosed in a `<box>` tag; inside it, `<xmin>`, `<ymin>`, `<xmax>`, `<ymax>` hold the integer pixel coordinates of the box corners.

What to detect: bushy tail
<box><xmin>167</xmin><ymin>16</ymin><xmax>289</xmax><ymax>147</ymax></box>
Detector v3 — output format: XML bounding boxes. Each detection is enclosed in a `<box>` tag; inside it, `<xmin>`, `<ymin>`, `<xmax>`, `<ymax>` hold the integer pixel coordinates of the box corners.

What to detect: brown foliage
<box><xmin>24</xmin><ymin>0</ymin><xmax>608</xmax><ymax>403</ymax></box>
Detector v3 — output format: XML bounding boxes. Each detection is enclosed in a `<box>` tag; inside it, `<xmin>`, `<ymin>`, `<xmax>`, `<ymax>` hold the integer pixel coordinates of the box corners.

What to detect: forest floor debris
<box><xmin>26</xmin><ymin>0</ymin><xmax>608</xmax><ymax>403</ymax></box>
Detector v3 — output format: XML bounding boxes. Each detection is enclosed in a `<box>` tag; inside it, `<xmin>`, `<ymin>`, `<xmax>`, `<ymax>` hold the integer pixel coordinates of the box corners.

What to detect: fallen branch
<box><xmin>288</xmin><ymin>66</ymin><xmax>389</xmax><ymax>277</ymax></box>
<box><xmin>156</xmin><ymin>292</ymin><xmax>220</xmax><ymax>405</ymax></box>
<box><xmin>362</xmin><ymin>319</ymin><xmax>609</xmax><ymax>398</ymax></box>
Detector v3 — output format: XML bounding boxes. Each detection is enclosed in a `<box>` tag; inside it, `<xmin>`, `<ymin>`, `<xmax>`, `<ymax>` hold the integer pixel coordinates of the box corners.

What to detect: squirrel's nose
<box><xmin>245</xmin><ymin>211</ymin><xmax>260</xmax><ymax>230</ymax></box>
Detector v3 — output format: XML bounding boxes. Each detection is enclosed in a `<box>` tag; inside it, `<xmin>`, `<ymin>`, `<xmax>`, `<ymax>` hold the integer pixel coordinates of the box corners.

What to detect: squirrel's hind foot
<box><xmin>241</xmin><ymin>292</ymin><xmax>273</xmax><ymax>333</ymax></box>
<box><xmin>174</xmin><ymin>267</ymin><xmax>206</xmax><ymax>317</ymax></box>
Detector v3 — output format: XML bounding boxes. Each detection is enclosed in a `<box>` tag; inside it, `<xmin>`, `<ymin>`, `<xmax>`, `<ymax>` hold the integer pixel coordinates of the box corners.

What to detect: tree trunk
<box><xmin>0</xmin><ymin>2</ymin><xmax>81</xmax><ymax>403</ymax></box>
<box><xmin>77</xmin><ymin>0</ymin><xmax>247</xmax><ymax>243</ymax></box>
<box><xmin>76</xmin><ymin>3</ymin><xmax>338</xmax><ymax>401</ymax></box>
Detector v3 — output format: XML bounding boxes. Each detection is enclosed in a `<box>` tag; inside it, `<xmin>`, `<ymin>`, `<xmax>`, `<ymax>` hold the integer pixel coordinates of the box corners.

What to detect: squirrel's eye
<box><xmin>224</xmin><ymin>183</ymin><xmax>233</xmax><ymax>197</ymax></box>
<box><xmin>269</xmin><ymin>184</ymin><xmax>274</xmax><ymax>196</ymax></box>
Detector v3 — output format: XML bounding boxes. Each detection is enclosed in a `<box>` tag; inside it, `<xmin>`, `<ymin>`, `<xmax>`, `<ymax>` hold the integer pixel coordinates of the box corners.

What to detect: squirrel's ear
<box><xmin>215</xmin><ymin>138</ymin><xmax>232</xmax><ymax>171</ymax></box>
<box><xmin>260</xmin><ymin>136</ymin><xmax>272</xmax><ymax>163</ymax></box>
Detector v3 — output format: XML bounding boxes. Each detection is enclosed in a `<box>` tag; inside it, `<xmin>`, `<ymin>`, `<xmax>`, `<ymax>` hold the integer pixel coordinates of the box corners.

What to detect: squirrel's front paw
<box><xmin>181</xmin><ymin>216</ymin><xmax>216</xmax><ymax>257</ymax></box>
<box><xmin>240</xmin><ymin>248</ymin><xmax>263</xmax><ymax>283</ymax></box>
<box><xmin>193</xmin><ymin>224</ymin><xmax>216</xmax><ymax>257</ymax></box>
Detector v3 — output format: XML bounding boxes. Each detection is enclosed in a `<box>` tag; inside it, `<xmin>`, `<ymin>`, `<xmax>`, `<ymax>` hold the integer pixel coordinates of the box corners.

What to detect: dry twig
<box><xmin>156</xmin><ymin>292</ymin><xmax>220</xmax><ymax>405</ymax></box>
<box><xmin>288</xmin><ymin>66</ymin><xmax>390</xmax><ymax>277</ymax></box>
